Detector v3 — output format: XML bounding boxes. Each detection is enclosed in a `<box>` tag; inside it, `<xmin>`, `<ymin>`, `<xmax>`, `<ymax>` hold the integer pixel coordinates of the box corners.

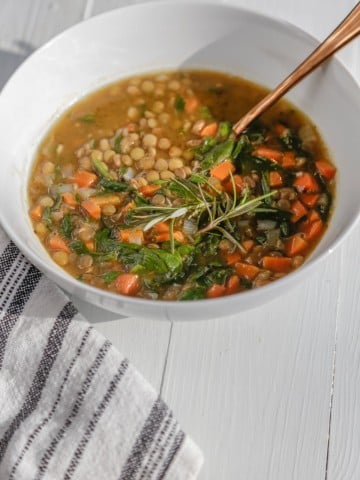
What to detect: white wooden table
<box><xmin>1</xmin><ymin>1</ymin><xmax>359</xmax><ymax>478</ymax></box>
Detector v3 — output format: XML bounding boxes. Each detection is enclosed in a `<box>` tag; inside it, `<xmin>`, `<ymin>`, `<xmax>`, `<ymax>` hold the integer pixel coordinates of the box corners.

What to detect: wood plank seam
<box><xmin>324</xmin><ymin>304</ymin><xmax>340</xmax><ymax>479</ymax></box>
<box><xmin>83</xmin><ymin>0</ymin><xmax>95</xmax><ymax>20</ymax></box>
<box><xmin>160</xmin><ymin>320</ymin><xmax>174</xmax><ymax>397</ymax></box>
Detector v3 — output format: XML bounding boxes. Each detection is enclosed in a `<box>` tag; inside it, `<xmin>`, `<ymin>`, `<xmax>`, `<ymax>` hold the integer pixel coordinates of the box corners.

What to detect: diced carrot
<box><xmin>153</xmin><ymin>222</ymin><xmax>169</xmax><ymax>233</ymax></box>
<box><xmin>235</xmin><ymin>262</ymin><xmax>260</xmax><ymax>280</ymax></box>
<box><xmin>173</xmin><ymin>231</ymin><xmax>186</xmax><ymax>243</ymax></box>
<box><xmin>128</xmin><ymin>230</ymin><xmax>144</xmax><ymax>245</ymax></box>
<box><xmin>253</xmin><ymin>147</ymin><xmax>283</xmax><ymax>163</ymax></box>
<box><xmin>154</xmin><ymin>232</ymin><xmax>170</xmax><ymax>243</ymax></box>
<box><xmin>293</xmin><ymin>173</ymin><xmax>319</xmax><ymax>193</ymax></box>
<box><xmin>262</xmin><ymin>256</ymin><xmax>292</xmax><ymax>273</ymax></box>
<box><xmin>300</xmin><ymin>193</ymin><xmax>319</xmax><ymax>208</ymax></box>
<box><xmin>120</xmin><ymin>201</ymin><xmax>135</xmax><ymax>219</ymax></box>
<box><xmin>48</xmin><ymin>234</ymin><xmax>70</xmax><ymax>253</ymax></box>
<box><xmin>85</xmin><ymin>240</ymin><xmax>95</xmax><ymax>251</ymax></box>
<box><xmin>29</xmin><ymin>204</ymin><xmax>44</xmax><ymax>222</ymax></box>
<box><xmin>81</xmin><ymin>199</ymin><xmax>101</xmax><ymax>220</ymax></box>
<box><xmin>118</xmin><ymin>228</ymin><xmax>144</xmax><ymax>245</ymax></box>
<box><xmin>223</xmin><ymin>174</ymin><xmax>244</xmax><ymax>194</ymax></box>
<box><xmin>115</xmin><ymin>273</ymin><xmax>141</xmax><ymax>296</ymax></box>
<box><xmin>226</xmin><ymin>275</ymin><xmax>240</xmax><ymax>294</ymax></box>
<box><xmin>282</xmin><ymin>151</ymin><xmax>296</xmax><ymax>168</ymax></box>
<box><xmin>71</xmin><ymin>170</ymin><xmax>98</xmax><ymax>188</ymax></box>
<box><xmin>207</xmin><ymin>284</ymin><xmax>227</xmax><ymax>298</ymax></box>
<box><xmin>154</xmin><ymin>230</ymin><xmax>185</xmax><ymax>243</ymax></box>
<box><xmin>307</xmin><ymin>209</ymin><xmax>321</xmax><ymax>223</ymax></box>
<box><xmin>315</xmin><ymin>161</ymin><xmax>337</xmax><ymax>181</ymax></box>
<box><xmin>273</xmin><ymin>123</ymin><xmax>288</xmax><ymax>135</ymax></box>
<box><xmin>284</xmin><ymin>235</ymin><xmax>309</xmax><ymax>257</ymax></box>
<box><xmin>62</xmin><ymin>192</ymin><xmax>78</xmax><ymax>207</ymax></box>
<box><xmin>269</xmin><ymin>171</ymin><xmax>283</xmax><ymax>187</ymax></box>
<box><xmin>139</xmin><ymin>184</ymin><xmax>162</xmax><ymax>197</ymax></box>
<box><xmin>200</xmin><ymin>122</ymin><xmax>218</xmax><ymax>138</ymax></box>
<box><xmin>225</xmin><ymin>249</ymin><xmax>242</xmax><ymax>265</ymax></box>
<box><xmin>242</xmin><ymin>240</ymin><xmax>254</xmax><ymax>252</ymax></box>
<box><xmin>119</xmin><ymin>229</ymin><xmax>131</xmax><ymax>242</ymax></box>
<box><xmin>126</xmin><ymin>123</ymin><xmax>137</xmax><ymax>133</ymax></box>
<box><xmin>290</xmin><ymin>200</ymin><xmax>308</xmax><ymax>223</ymax></box>
<box><xmin>185</xmin><ymin>97</ymin><xmax>199</xmax><ymax>113</ymax></box>
<box><xmin>91</xmin><ymin>194</ymin><xmax>122</xmax><ymax>206</ymax></box>
<box><xmin>210</xmin><ymin>160</ymin><xmax>236</xmax><ymax>182</ymax></box>
<box><xmin>302</xmin><ymin>219</ymin><xmax>324</xmax><ymax>241</ymax></box>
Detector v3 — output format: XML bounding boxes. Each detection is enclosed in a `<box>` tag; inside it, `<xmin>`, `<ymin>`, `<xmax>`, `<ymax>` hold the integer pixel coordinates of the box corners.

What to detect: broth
<box><xmin>28</xmin><ymin>70</ymin><xmax>336</xmax><ymax>300</ymax></box>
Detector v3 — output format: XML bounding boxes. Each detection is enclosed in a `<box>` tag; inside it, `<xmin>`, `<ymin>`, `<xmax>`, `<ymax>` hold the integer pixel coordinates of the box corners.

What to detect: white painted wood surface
<box><xmin>0</xmin><ymin>0</ymin><xmax>359</xmax><ymax>478</ymax></box>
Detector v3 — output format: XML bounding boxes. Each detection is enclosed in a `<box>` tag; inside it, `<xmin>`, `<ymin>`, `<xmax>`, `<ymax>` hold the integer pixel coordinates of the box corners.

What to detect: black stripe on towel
<box><xmin>35</xmin><ymin>340</ymin><xmax>113</xmax><ymax>479</ymax></box>
<box><xmin>119</xmin><ymin>397</ymin><xmax>169</xmax><ymax>480</ymax></box>
<box><xmin>0</xmin><ymin>241</ymin><xmax>20</xmax><ymax>285</ymax></box>
<box><xmin>138</xmin><ymin>410</ymin><xmax>175</xmax><ymax>480</ymax></box>
<box><xmin>8</xmin><ymin>326</ymin><xmax>93</xmax><ymax>480</ymax></box>
<box><xmin>63</xmin><ymin>359</ymin><xmax>129</xmax><ymax>480</ymax></box>
<box><xmin>157</xmin><ymin>430</ymin><xmax>185</xmax><ymax>480</ymax></box>
<box><xmin>0</xmin><ymin>302</ymin><xmax>76</xmax><ymax>461</ymax></box>
<box><xmin>0</xmin><ymin>264</ymin><xmax>42</xmax><ymax>368</ymax></box>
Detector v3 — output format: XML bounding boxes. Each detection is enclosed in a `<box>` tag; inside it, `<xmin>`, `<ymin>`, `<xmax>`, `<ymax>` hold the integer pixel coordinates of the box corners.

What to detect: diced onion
<box><xmin>76</xmin><ymin>187</ymin><xmax>97</xmax><ymax>200</ymax></box>
<box><xmin>257</xmin><ymin>219</ymin><xmax>277</xmax><ymax>231</ymax></box>
<box><xmin>183</xmin><ymin>218</ymin><xmax>197</xmax><ymax>235</ymax></box>
<box><xmin>298</xmin><ymin>124</ymin><xmax>317</xmax><ymax>148</ymax></box>
<box><xmin>123</xmin><ymin>167</ymin><xmax>135</xmax><ymax>181</ymax></box>
<box><xmin>237</xmin><ymin>220</ymin><xmax>250</xmax><ymax>228</ymax></box>
<box><xmin>265</xmin><ymin>229</ymin><xmax>280</xmax><ymax>247</ymax></box>
<box><xmin>50</xmin><ymin>183</ymin><xmax>73</xmax><ymax>196</ymax></box>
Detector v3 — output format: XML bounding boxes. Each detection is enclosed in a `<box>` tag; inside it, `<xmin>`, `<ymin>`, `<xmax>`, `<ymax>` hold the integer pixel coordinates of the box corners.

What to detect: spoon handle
<box><xmin>233</xmin><ymin>3</ymin><xmax>360</xmax><ymax>135</ymax></box>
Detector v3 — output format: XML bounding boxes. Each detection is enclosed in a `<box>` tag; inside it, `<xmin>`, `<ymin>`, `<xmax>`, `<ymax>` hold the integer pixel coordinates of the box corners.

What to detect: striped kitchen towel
<box><xmin>0</xmin><ymin>227</ymin><xmax>203</xmax><ymax>480</ymax></box>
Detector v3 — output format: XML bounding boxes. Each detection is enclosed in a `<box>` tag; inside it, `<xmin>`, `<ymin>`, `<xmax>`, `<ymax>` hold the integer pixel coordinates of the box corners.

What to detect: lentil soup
<box><xmin>28</xmin><ymin>70</ymin><xmax>336</xmax><ymax>301</ymax></box>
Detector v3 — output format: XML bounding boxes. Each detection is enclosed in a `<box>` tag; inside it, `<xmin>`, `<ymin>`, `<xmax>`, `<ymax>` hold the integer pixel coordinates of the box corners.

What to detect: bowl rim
<box><xmin>1</xmin><ymin>0</ymin><xmax>359</xmax><ymax>315</ymax></box>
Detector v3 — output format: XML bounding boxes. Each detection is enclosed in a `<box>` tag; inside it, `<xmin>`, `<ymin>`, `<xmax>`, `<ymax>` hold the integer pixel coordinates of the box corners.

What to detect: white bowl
<box><xmin>0</xmin><ymin>1</ymin><xmax>359</xmax><ymax>321</ymax></box>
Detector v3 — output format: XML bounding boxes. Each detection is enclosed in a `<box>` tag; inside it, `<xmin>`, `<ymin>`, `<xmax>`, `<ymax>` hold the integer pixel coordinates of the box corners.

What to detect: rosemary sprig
<box><xmin>125</xmin><ymin>175</ymin><xmax>276</xmax><ymax>249</ymax></box>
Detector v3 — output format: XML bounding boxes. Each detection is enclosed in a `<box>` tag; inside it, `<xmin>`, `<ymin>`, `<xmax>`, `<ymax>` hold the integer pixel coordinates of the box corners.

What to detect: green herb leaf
<box><xmin>218</xmin><ymin>121</ymin><xmax>232</xmax><ymax>139</ymax></box>
<box><xmin>99</xmin><ymin>177</ymin><xmax>130</xmax><ymax>192</ymax></box>
<box><xmin>255</xmin><ymin>208</ymin><xmax>291</xmax><ymax>222</ymax></box>
<box><xmin>232</xmin><ymin>135</ymin><xmax>251</xmax><ymax>159</ymax></box>
<box><xmin>195</xmin><ymin>233</ymin><xmax>221</xmax><ymax>257</ymax></box>
<box><xmin>179</xmin><ymin>287</ymin><xmax>206</xmax><ymax>300</ymax></box>
<box><xmin>92</xmin><ymin>158</ymin><xmax>112</xmax><ymax>179</ymax></box>
<box><xmin>42</xmin><ymin>206</ymin><xmax>52</xmax><ymax>229</ymax></box>
<box><xmin>61</xmin><ymin>213</ymin><xmax>72</xmax><ymax>239</ymax></box>
<box><xmin>280</xmin><ymin>220</ymin><xmax>290</xmax><ymax>237</ymax></box>
<box><xmin>69</xmin><ymin>240</ymin><xmax>90</xmax><ymax>255</ymax></box>
<box><xmin>195</xmin><ymin>266</ymin><xmax>232</xmax><ymax>287</ymax></box>
<box><xmin>316</xmin><ymin>192</ymin><xmax>331</xmax><ymax>221</ymax></box>
<box><xmin>202</xmin><ymin>140</ymin><xmax>235</xmax><ymax>170</ymax></box>
<box><xmin>240</xmin><ymin>277</ymin><xmax>252</xmax><ymax>289</ymax></box>
<box><xmin>239</xmin><ymin>154</ymin><xmax>283</xmax><ymax>174</ymax></box>
<box><xmin>174</xmin><ymin>95</ymin><xmax>185</xmax><ymax>112</ymax></box>
<box><xmin>79</xmin><ymin>114</ymin><xmax>95</xmax><ymax>124</ymax></box>
<box><xmin>279</xmin><ymin>130</ymin><xmax>302</xmax><ymax>150</ymax></box>
<box><xmin>188</xmin><ymin>173</ymin><xmax>207</xmax><ymax>185</ymax></box>
<box><xmin>260</xmin><ymin>172</ymin><xmax>272</xmax><ymax>206</ymax></box>
<box><xmin>114</xmin><ymin>135</ymin><xmax>122</xmax><ymax>154</ymax></box>
<box><xmin>102</xmin><ymin>271</ymin><xmax>121</xmax><ymax>284</ymax></box>
<box><xmin>193</xmin><ymin>136</ymin><xmax>217</xmax><ymax>155</ymax></box>
<box><xmin>200</xmin><ymin>106</ymin><xmax>212</xmax><ymax>120</ymax></box>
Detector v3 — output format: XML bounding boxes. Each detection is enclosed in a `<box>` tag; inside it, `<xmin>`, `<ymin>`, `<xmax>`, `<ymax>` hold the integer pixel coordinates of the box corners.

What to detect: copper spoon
<box><xmin>233</xmin><ymin>3</ymin><xmax>360</xmax><ymax>135</ymax></box>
